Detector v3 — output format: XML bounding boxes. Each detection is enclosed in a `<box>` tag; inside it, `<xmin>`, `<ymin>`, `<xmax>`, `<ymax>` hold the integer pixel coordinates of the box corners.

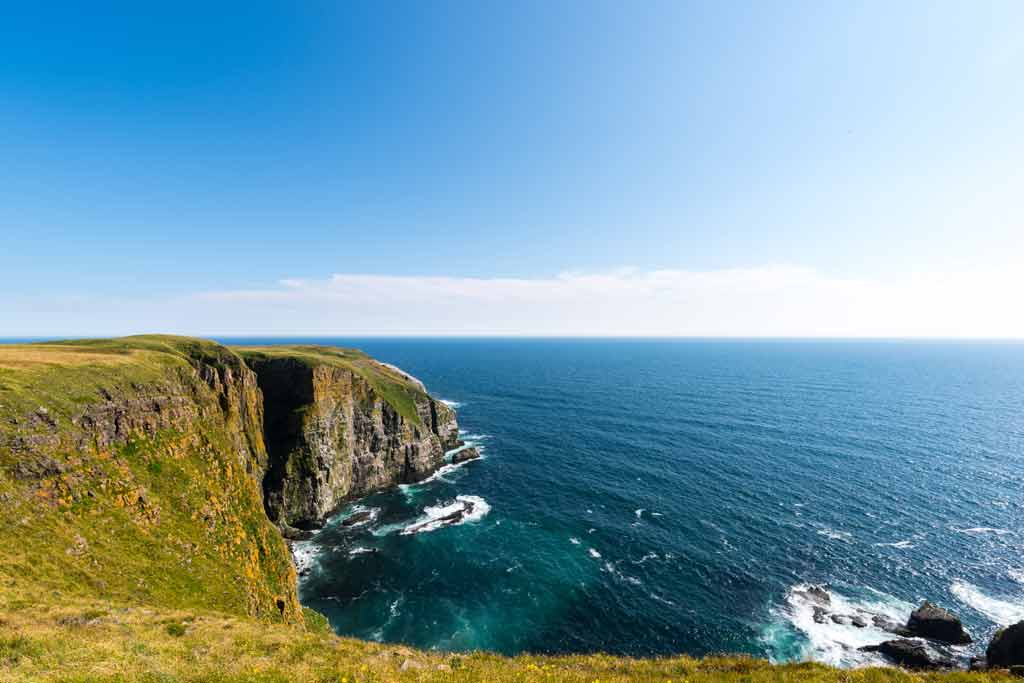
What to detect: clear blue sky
<box><xmin>2</xmin><ymin>2</ymin><xmax>1022</xmax><ymax>336</ymax></box>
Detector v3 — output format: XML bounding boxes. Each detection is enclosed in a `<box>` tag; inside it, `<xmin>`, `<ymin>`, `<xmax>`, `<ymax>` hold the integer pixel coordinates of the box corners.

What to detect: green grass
<box><xmin>234</xmin><ymin>345</ymin><xmax>429</xmax><ymax>424</ymax></box>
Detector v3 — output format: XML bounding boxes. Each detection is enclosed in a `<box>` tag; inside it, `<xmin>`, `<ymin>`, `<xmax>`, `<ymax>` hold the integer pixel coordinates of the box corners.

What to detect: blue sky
<box><xmin>2</xmin><ymin>2</ymin><xmax>1022</xmax><ymax>336</ymax></box>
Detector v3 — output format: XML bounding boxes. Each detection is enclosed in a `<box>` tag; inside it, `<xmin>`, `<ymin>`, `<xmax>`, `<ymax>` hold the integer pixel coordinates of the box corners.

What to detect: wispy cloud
<box><xmin>6</xmin><ymin>266</ymin><xmax>1024</xmax><ymax>337</ymax></box>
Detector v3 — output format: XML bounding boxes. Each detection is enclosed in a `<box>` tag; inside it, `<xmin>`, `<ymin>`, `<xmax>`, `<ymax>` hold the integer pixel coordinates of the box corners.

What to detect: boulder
<box><xmin>813</xmin><ymin>607</ymin><xmax>828</xmax><ymax>624</ymax></box>
<box><xmin>906</xmin><ymin>601</ymin><xmax>972</xmax><ymax>644</ymax></box>
<box><xmin>831</xmin><ymin>614</ymin><xmax>851</xmax><ymax>625</ymax></box>
<box><xmin>861</xmin><ymin>639</ymin><xmax>956</xmax><ymax>670</ymax></box>
<box><xmin>450</xmin><ymin>446</ymin><xmax>480</xmax><ymax>465</ymax></box>
<box><xmin>852</xmin><ymin>615</ymin><xmax>869</xmax><ymax>628</ymax></box>
<box><xmin>795</xmin><ymin>585</ymin><xmax>831</xmax><ymax>606</ymax></box>
<box><xmin>987</xmin><ymin>621</ymin><xmax>1024</xmax><ymax>668</ymax></box>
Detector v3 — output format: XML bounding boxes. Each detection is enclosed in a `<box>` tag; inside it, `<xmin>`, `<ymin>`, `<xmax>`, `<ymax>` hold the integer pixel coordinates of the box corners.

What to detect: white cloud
<box><xmin>5</xmin><ymin>265</ymin><xmax>1024</xmax><ymax>337</ymax></box>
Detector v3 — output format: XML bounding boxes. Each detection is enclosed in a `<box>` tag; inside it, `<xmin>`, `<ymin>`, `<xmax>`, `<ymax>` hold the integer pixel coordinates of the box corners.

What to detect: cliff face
<box><xmin>243</xmin><ymin>353</ymin><xmax>459</xmax><ymax>532</ymax></box>
<box><xmin>0</xmin><ymin>336</ymin><xmax>458</xmax><ymax>624</ymax></box>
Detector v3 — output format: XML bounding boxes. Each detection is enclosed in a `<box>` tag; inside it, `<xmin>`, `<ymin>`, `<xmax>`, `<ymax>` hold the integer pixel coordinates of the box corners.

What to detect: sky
<box><xmin>2</xmin><ymin>1</ymin><xmax>1022</xmax><ymax>337</ymax></box>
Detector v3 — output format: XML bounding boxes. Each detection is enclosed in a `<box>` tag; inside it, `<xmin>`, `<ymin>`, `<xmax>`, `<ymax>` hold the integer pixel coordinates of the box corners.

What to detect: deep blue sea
<box><xmin>219</xmin><ymin>339</ymin><xmax>1024</xmax><ymax>665</ymax></box>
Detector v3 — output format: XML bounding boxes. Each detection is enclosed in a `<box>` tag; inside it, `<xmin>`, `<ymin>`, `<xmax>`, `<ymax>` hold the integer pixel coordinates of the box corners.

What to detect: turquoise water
<box><xmin>223</xmin><ymin>339</ymin><xmax>1024</xmax><ymax>665</ymax></box>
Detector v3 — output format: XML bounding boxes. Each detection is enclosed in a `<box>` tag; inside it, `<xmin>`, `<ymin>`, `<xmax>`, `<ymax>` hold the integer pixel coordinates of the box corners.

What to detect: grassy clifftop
<box><xmin>0</xmin><ymin>337</ymin><xmax>1013</xmax><ymax>682</ymax></box>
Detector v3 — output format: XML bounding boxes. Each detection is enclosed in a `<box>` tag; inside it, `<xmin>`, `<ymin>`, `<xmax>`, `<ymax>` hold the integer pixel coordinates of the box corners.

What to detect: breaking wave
<box><xmin>400</xmin><ymin>495</ymin><xmax>490</xmax><ymax>535</ymax></box>
<box><xmin>951</xmin><ymin>580</ymin><xmax>1024</xmax><ymax>626</ymax></box>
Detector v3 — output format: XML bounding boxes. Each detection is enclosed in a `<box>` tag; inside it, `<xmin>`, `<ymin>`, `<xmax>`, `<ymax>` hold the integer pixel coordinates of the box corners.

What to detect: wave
<box><xmin>569</xmin><ymin>537</ymin><xmax>581</xmax><ymax>545</ymax></box>
<box><xmin>872</xmin><ymin>540</ymin><xmax>913</xmax><ymax>549</ymax></box>
<box><xmin>761</xmin><ymin>583</ymin><xmax>917</xmax><ymax>667</ymax></box>
<box><xmin>954</xmin><ymin>527</ymin><xmax>1012</xmax><ymax>535</ymax></box>
<box><xmin>1009</xmin><ymin>569</ymin><xmax>1024</xmax><ymax>585</ymax></box>
<box><xmin>348</xmin><ymin>546</ymin><xmax>375</xmax><ymax>556</ymax></box>
<box><xmin>588</xmin><ymin>548</ymin><xmax>602</xmax><ymax>559</ymax></box>
<box><xmin>291</xmin><ymin>540</ymin><xmax>319</xmax><ymax>577</ymax></box>
<box><xmin>951</xmin><ymin>580</ymin><xmax>1024</xmax><ymax>626</ymax></box>
<box><xmin>440</xmin><ymin>399</ymin><xmax>463</xmax><ymax>408</ymax></box>
<box><xmin>400</xmin><ymin>495</ymin><xmax>490</xmax><ymax>535</ymax></box>
<box><xmin>816</xmin><ymin>528</ymin><xmax>853</xmax><ymax>543</ymax></box>
<box><xmin>602</xmin><ymin>560</ymin><xmax>642</xmax><ymax>586</ymax></box>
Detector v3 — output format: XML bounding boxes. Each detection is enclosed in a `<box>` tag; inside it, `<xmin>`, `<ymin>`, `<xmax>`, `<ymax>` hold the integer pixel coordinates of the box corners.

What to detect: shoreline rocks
<box><xmin>861</xmin><ymin>639</ymin><xmax>957</xmax><ymax>670</ymax></box>
<box><xmin>450</xmin><ymin>446</ymin><xmax>480</xmax><ymax>465</ymax></box>
<box><xmin>987</xmin><ymin>621</ymin><xmax>1024</xmax><ymax>668</ymax></box>
<box><xmin>905</xmin><ymin>601</ymin><xmax>972</xmax><ymax>644</ymax></box>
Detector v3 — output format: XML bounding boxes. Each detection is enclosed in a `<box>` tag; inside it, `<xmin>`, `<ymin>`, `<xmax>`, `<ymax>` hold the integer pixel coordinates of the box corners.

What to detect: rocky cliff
<box><xmin>0</xmin><ymin>336</ymin><xmax>460</xmax><ymax>624</ymax></box>
<box><xmin>238</xmin><ymin>347</ymin><xmax>460</xmax><ymax>535</ymax></box>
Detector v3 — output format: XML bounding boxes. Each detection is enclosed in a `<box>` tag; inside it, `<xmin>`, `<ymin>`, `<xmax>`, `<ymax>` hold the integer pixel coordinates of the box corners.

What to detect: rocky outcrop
<box><xmin>905</xmin><ymin>602</ymin><xmax>972</xmax><ymax>644</ymax></box>
<box><xmin>243</xmin><ymin>355</ymin><xmax>461</xmax><ymax>532</ymax></box>
<box><xmin>861</xmin><ymin>640</ymin><xmax>957</xmax><ymax>670</ymax></box>
<box><xmin>450</xmin><ymin>446</ymin><xmax>480</xmax><ymax>465</ymax></box>
<box><xmin>987</xmin><ymin>621</ymin><xmax>1024</xmax><ymax>668</ymax></box>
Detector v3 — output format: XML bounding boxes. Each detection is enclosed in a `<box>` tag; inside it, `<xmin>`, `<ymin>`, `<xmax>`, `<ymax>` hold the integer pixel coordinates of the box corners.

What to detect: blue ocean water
<box><xmin>221</xmin><ymin>338</ymin><xmax>1024</xmax><ymax>665</ymax></box>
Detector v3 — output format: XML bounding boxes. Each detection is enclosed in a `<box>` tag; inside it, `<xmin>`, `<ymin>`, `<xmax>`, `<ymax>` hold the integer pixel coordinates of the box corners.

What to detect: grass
<box><xmin>235</xmin><ymin>345</ymin><xmax>429</xmax><ymax>424</ymax></box>
<box><xmin>1</xmin><ymin>593</ymin><xmax>1015</xmax><ymax>683</ymax></box>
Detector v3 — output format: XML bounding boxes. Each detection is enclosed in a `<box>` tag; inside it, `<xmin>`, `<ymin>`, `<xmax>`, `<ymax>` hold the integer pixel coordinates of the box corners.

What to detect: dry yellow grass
<box><xmin>0</xmin><ymin>345</ymin><xmax>142</xmax><ymax>370</ymax></box>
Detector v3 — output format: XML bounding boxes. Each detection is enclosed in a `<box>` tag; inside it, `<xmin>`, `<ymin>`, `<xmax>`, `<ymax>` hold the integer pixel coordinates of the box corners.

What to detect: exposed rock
<box><xmin>1010</xmin><ymin>665</ymin><xmax>1024</xmax><ymax>677</ymax></box>
<box><xmin>341</xmin><ymin>510</ymin><xmax>375</xmax><ymax>527</ymax></box>
<box><xmin>795</xmin><ymin>585</ymin><xmax>831</xmax><ymax>606</ymax></box>
<box><xmin>450</xmin><ymin>446</ymin><xmax>480</xmax><ymax>465</ymax></box>
<box><xmin>812</xmin><ymin>606</ymin><xmax>828</xmax><ymax>624</ymax></box>
<box><xmin>873</xmin><ymin>615</ymin><xmax>911</xmax><ymax>636</ymax></box>
<box><xmin>246</xmin><ymin>356</ymin><xmax>462</xmax><ymax>529</ymax></box>
<box><xmin>852</xmin><ymin>615</ymin><xmax>869</xmax><ymax>628</ymax></box>
<box><xmin>905</xmin><ymin>601</ymin><xmax>972</xmax><ymax>644</ymax></box>
<box><xmin>861</xmin><ymin>639</ymin><xmax>956</xmax><ymax>670</ymax></box>
<box><xmin>987</xmin><ymin>621</ymin><xmax>1024</xmax><ymax>668</ymax></box>
<box><xmin>831</xmin><ymin>614</ymin><xmax>851</xmax><ymax>625</ymax></box>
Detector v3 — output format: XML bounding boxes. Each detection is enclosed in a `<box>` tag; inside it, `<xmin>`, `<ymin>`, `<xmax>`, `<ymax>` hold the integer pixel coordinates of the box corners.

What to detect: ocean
<box><xmin>219</xmin><ymin>338</ymin><xmax>1024</xmax><ymax>666</ymax></box>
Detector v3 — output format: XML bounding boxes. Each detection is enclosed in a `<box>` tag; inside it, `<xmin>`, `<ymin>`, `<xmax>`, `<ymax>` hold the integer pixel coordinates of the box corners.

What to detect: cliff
<box><xmin>237</xmin><ymin>346</ymin><xmax>459</xmax><ymax>535</ymax></box>
<box><xmin>0</xmin><ymin>336</ymin><xmax>460</xmax><ymax>625</ymax></box>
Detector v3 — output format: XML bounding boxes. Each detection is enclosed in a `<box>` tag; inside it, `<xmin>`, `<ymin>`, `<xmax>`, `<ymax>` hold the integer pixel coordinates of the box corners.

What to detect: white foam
<box><xmin>955</xmin><ymin>527</ymin><xmax>1012</xmax><ymax>535</ymax></box>
<box><xmin>588</xmin><ymin>548</ymin><xmax>601</xmax><ymax>559</ymax></box>
<box><xmin>951</xmin><ymin>580</ymin><xmax>1024</xmax><ymax>626</ymax></box>
<box><xmin>635</xmin><ymin>508</ymin><xmax>645</xmax><ymax>519</ymax></box>
<box><xmin>1009</xmin><ymin>569</ymin><xmax>1024</xmax><ymax>585</ymax></box>
<box><xmin>440</xmin><ymin>399</ymin><xmax>463</xmax><ymax>408</ymax></box>
<box><xmin>816</xmin><ymin>528</ymin><xmax>853</xmax><ymax>543</ymax></box>
<box><xmin>602</xmin><ymin>560</ymin><xmax>642</xmax><ymax>586</ymax></box>
<box><xmin>633</xmin><ymin>552</ymin><xmax>659</xmax><ymax>564</ymax></box>
<box><xmin>348</xmin><ymin>546</ymin><xmax>375</xmax><ymax>556</ymax></box>
<box><xmin>872</xmin><ymin>540</ymin><xmax>913</xmax><ymax>549</ymax></box>
<box><xmin>764</xmin><ymin>583</ymin><xmax>916</xmax><ymax>667</ymax></box>
<box><xmin>291</xmin><ymin>540</ymin><xmax>319</xmax><ymax>576</ymax></box>
<box><xmin>400</xmin><ymin>495</ymin><xmax>490</xmax><ymax>535</ymax></box>
<box><xmin>569</xmin><ymin>537</ymin><xmax>581</xmax><ymax>545</ymax></box>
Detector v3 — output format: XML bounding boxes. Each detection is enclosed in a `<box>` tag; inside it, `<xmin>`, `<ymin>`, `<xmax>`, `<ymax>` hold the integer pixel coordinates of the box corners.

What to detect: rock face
<box><xmin>905</xmin><ymin>601</ymin><xmax>973</xmax><ymax>644</ymax></box>
<box><xmin>987</xmin><ymin>621</ymin><xmax>1024</xmax><ymax>667</ymax></box>
<box><xmin>861</xmin><ymin>639</ymin><xmax>956</xmax><ymax>670</ymax></box>
<box><xmin>243</xmin><ymin>355</ymin><xmax>461</xmax><ymax>531</ymax></box>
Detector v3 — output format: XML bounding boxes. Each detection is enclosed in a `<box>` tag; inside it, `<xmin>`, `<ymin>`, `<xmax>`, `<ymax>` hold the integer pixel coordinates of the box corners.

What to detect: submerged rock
<box><xmin>861</xmin><ymin>639</ymin><xmax>956</xmax><ymax>670</ymax></box>
<box><xmin>905</xmin><ymin>601</ymin><xmax>972</xmax><ymax>644</ymax></box>
<box><xmin>341</xmin><ymin>510</ymin><xmax>375</xmax><ymax>527</ymax></box>
<box><xmin>987</xmin><ymin>621</ymin><xmax>1024</xmax><ymax>668</ymax></box>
